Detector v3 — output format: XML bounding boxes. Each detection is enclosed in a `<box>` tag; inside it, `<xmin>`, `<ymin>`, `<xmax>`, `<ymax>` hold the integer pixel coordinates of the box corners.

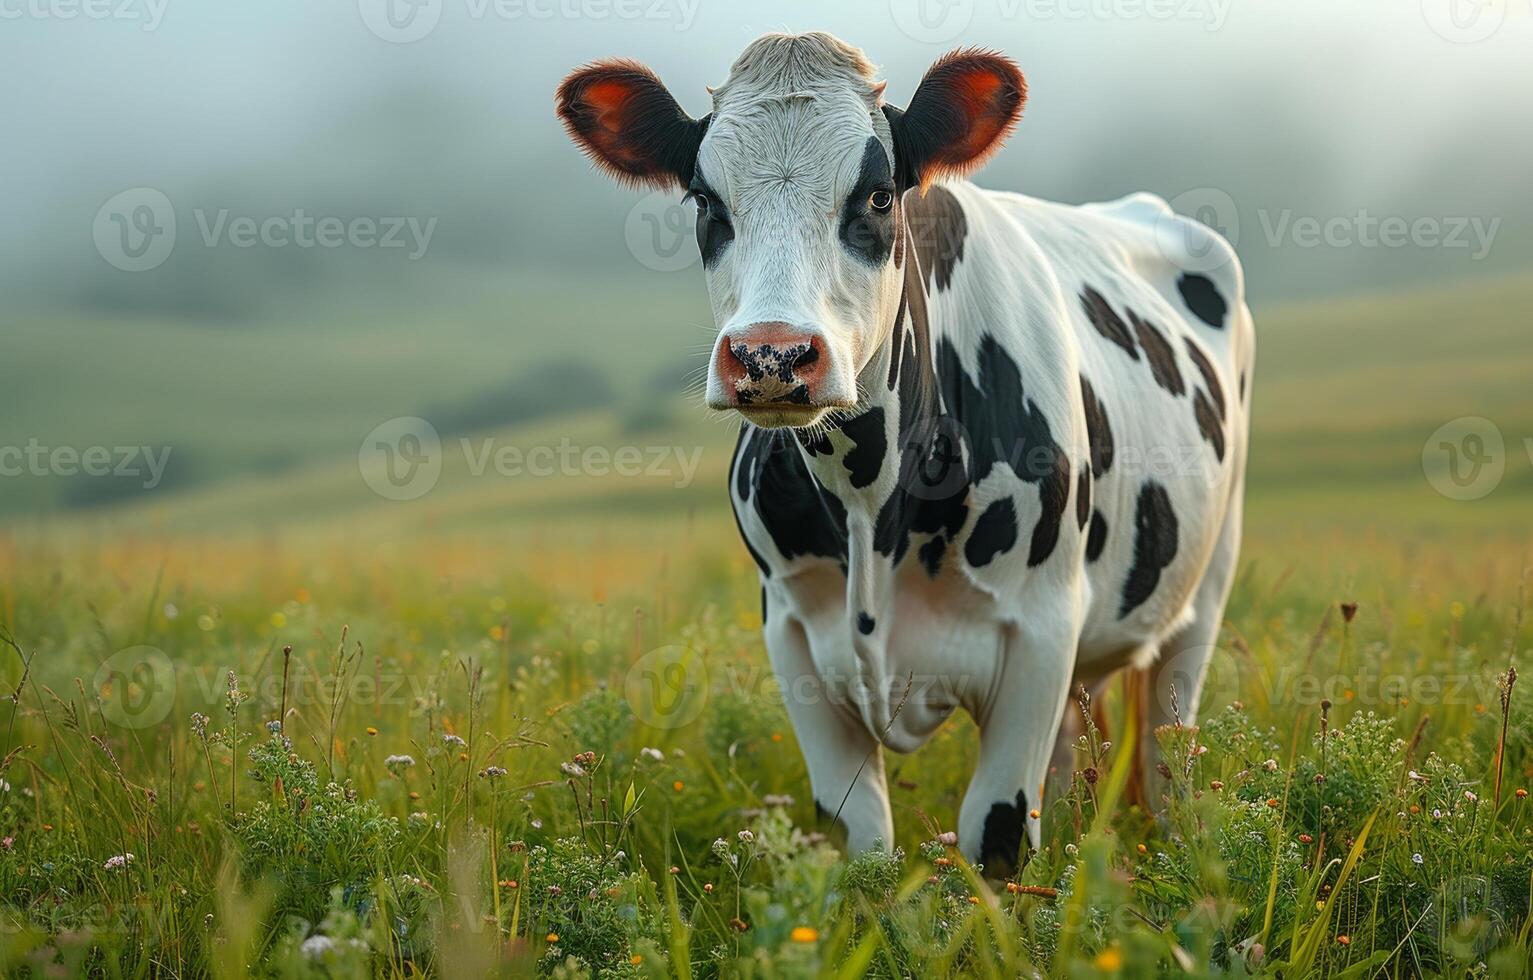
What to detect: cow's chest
<box><xmin>766</xmin><ymin>555</ymin><xmax>1009</xmax><ymax>752</ymax></box>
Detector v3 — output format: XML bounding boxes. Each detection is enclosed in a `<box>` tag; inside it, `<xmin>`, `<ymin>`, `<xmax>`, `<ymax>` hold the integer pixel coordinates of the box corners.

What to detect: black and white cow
<box><xmin>558</xmin><ymin>32</ymin><xmax>1253</xmax><ymax>873</ymax></box>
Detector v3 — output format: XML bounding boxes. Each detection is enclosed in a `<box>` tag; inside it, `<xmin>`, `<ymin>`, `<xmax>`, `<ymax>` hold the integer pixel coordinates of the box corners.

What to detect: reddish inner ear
<box><xmin>932</xmin><ymin>62</ymin><xmax>1017</xmax><ymax>171</ymax></box>
<box><xmin>580</xmin><ymin>78</ymin><xmax>647</xmax><ymax>171</ymax></box>
<box><xmin>939</xmin><ymin>67</ymin><xmax>1010</xmax><ymax>168</ymax></box>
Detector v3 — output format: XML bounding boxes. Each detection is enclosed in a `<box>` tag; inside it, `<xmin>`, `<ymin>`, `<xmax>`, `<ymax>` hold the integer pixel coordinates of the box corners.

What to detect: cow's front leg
<box><xmin>959</xmin><ymin>618</ymin><xmax>1078</xmax><ymax>878</ymax></box>
<box><xmin>766</xmin><ymin>607</ymin><xmax>894</xmax><ymax>852</ymax></box>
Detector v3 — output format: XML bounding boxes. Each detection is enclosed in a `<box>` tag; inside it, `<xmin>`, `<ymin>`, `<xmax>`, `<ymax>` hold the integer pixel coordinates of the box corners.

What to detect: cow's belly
<box><xmin>773</xmin><ymin>561</ymin><xmax>1008</xmax><ymax>753</ymax></box>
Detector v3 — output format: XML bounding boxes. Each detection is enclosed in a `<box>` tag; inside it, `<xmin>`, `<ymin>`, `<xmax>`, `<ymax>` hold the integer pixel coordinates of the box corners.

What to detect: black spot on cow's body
<box><xmin>760</xmin><ymin>586</ymin><xmax>768</xmax><ymax>620</ymax></box>
<box><xmin>1182</xmin><ymin>337</ymin><xmax>1226</xmax><ymax>419</ymax></box>
<box><xmin>965</xmin><ymin>497</ymin><xmax>1018</xmax><ymax>568</ymax></box>
<box><xmin>1080</xmin><ymin>286</ymin><xmax>1138</xmax><ymax>361</ymax></box>
<box><xmin>936</xmin><ymin>335</ymin><xmax>1071</xmax><ymax>567</ymax></box>
<box><xmin>979</xmin><ymin>789</ymin><xmax>1030</xmax><ymax>876</ymax></box>
<box><xmin>838</xmin><ymin>407</ymin><xmax>887</xmax><ymax>489</ymax></box>
<box><xmin>885</xmin><ymin>283</ymin><xmax>910</xmax><ymax>391</ymax></box>
<box><xmin>1075</xmin><ymin>467</ymin><xmax>1091</xmax><ymax>530</ymax></box>
<box><xmin>796</xmin><ymin>429</ymin><xmax>833</xmax><ymax>457</ymax></box>
<box><xmin>1129</xmin><ymin>311</ymin><xmax>1185</xmax><ymax>396</ymax></box>
<box><xmin>1119</xmin><ymin>481</ymin><xmax>1178</xmax><ymax>618</ymax></box>
<box><xmin>1178</xmin><ymin>273</ymin><xmax>1228</xmax><ymax>329</ymax></box>
<box><xmin>1239</xmin><ymin>371</ymin><xmax>1247</xmax><ymax>401</ymax></box>
<box><xmin>857</xmin><ymin>612</ymin><xmax>875</xmax><ymax>635</ymax></box>
<box><xmin>1079</xmin><ymin>376</ymin><xmax>1114</xmax><ymax>476</ymax></box>
<box><xmin>1086</xmin><ymin>510</ymin><xmax>1108</xmax><ymax>562</ymax></box>
<box><xmin>738</xmin><ymin>428</ymin><xmax>849</xmax><ymax>569</ymax></box>
<box><xmin>1192</xmin><ymin>390</ymin><xmax>1226</xmax><ymax>461</ymax></box>
<box><xmin>839</xmin><ymin>137</ymin><xmax>898</xmax><ymax>266</ymax></box>
<box><xmin>918</xmin><ymin>534</ymin><xmax>946</xmax><ymax>578</ymax></box>
<box><xmin>905</xmin><ymin>185</ymin><xmax>968</xmax><ymax>293</ymax></box>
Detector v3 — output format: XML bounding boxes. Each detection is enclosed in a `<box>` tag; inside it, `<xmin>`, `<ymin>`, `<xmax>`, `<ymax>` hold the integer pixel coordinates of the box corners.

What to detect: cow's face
<box><xmin>558</xmin><ymin>34</ymin><xmax>1025</xmax><ymax>429</ymax></box>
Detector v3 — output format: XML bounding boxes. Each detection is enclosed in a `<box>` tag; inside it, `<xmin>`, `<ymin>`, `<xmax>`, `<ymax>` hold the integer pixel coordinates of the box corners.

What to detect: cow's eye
<box><xmin>687</xmin><ymin>191</ymin><xmax>711</xmax><ymax>215</ymax></box>
<box><xmin>868</xmin><ymin>189</ymin><xmax>894</xmax><ymax>212</ymax></box>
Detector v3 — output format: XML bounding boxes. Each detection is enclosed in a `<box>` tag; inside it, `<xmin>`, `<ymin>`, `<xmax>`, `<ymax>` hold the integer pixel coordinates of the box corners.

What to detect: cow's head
<box><xmin>558</xmin><ymin>33</ymin><xmax>1024</xmax><ymax>429</ymax></box>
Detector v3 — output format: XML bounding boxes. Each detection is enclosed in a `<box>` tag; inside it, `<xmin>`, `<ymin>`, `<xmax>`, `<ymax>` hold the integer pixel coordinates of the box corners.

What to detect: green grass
<box><xmin>0</xmin><ymin>528</ymin><xmax>1529</xmax><ymax>977</ymax></box>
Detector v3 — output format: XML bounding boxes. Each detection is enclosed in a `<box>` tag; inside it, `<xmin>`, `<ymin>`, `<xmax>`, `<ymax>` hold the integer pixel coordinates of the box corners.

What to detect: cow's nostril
<box><xmin>792</xmin><ymin>345</ymin><xmax>819</xmax><ymax>370</ymax></box>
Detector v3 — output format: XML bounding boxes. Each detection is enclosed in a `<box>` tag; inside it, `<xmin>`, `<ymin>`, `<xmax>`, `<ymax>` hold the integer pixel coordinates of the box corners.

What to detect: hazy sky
<box><xmin>5</xmin><ymin>0</ymin><xmax>1531</xmax><ymax>306</ymax></box>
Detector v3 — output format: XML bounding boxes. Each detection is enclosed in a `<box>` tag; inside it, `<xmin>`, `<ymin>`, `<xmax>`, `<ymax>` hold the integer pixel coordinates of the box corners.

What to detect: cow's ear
<box><xmin>883</xmin><ymin>49</ymin><xmax>1025</xmax><ymax>193</ymax></box>
<box><xmin>557</xmin><ymin>59</ymin><xmax>708</xmax><ymax>190</ymax></box>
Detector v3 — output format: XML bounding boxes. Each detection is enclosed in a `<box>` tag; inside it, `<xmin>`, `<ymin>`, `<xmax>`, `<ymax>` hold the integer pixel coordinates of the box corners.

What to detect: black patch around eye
<box><xmin>689</xmin><ymin>174</ymin><xmax>733</xmax><ymax>268</ymax></box>
<box><xmin>839</xmin><ymin>136</ymin><xmax>896</xmax><ymax>266</ymax></box>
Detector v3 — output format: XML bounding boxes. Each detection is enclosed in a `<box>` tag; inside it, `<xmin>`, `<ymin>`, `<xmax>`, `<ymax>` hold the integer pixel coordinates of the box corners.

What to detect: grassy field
<box><xmin>1</xmin><ymin>275</ymin><xmax>1531</xmax><ymax>976</ymax></box>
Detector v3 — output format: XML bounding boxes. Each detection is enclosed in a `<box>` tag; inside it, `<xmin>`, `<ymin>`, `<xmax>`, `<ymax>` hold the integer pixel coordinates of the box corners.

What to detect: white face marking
<box><xmin>696</xmin><ymin>35</ymin><xmax>906</xmax><ymax>425</ymax></box>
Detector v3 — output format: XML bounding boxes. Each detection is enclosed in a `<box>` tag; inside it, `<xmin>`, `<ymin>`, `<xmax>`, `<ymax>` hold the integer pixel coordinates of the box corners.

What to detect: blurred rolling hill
<box><xmin>5</xmin><ymin>273</ymin><xmax>1530</xmax><ymax>540</ymax></box>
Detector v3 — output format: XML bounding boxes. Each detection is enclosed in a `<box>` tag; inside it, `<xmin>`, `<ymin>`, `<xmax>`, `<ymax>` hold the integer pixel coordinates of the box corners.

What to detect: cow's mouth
<box><xmin>734</xmin><ymin>404</ymin><xmax>831</xmax><ymax>429</ymax></box>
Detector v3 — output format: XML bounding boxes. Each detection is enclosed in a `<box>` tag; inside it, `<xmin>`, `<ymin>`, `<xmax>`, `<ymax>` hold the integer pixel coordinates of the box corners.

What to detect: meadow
<box><xmin>2</xmin><ymin>273</ymin><xmax>1531</xmax><ymax>977</ymax></box>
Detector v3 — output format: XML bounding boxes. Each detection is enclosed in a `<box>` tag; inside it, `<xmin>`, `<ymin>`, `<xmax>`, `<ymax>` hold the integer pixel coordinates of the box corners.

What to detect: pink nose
<box><xmin>715</xmin><ymin>322</ymin><xmax>828</xmax><ymax>407</ymax></box>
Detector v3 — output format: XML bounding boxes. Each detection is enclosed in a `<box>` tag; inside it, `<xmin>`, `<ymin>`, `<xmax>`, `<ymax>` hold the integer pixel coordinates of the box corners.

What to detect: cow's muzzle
<box><xmin>709</xmin><ymin>322</ymin><xmax>851</xmax><ymax>427</ymax></box>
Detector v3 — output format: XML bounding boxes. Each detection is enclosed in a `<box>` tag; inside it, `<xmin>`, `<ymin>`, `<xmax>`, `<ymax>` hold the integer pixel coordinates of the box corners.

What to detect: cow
<box><xmin>556</xmin><ymin>32</ymin><xmax>1253</xmax><ymax>875</ymax></box>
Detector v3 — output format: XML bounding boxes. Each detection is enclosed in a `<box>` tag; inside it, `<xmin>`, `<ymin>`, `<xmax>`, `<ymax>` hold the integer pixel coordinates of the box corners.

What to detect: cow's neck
<box><xmin>790</xmin><ymin>223</ymin><xmax>952</xmax><ymax>646</ymax></box>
